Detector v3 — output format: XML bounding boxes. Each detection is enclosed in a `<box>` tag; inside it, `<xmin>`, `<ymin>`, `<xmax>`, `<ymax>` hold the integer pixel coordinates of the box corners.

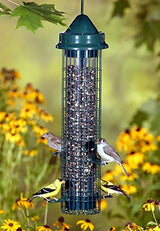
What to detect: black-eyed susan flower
<box><xmin>20</xmin><ymin>102</ymin><xmax>39</xmax><ymax>119</ymax></box>
<box><xmin>142</xmin><ymin>162</ymin><xmax>160</xmax><ymax>174</ymax></box>
<box><xmin>107</xmin><ymin>227</ymin><xmax>117</xmax><ymax>231</ymax></box>
<box><xmin>123</xmin><ymin>222</ymin><xmax>143</xmax><ymax>231</ymax></box>
<box><xmin>126</xmin><ymin>151</ymin><xmax>145</xmax><ymax>169</ymax></box>
<box><xmin>5</xmin><ymin>132</ymin><xmax>22</xmax><ymax>144</ymax></box>
<box><xmin>58</xmin><ymin>227</ymin><xmax>70</xmax><ymax>231</ymax></box>
<box><xmin>76</xmin><ymin>219</ymin><xmax>94</xmax><ymax>231</ymax></box>
<box><xmin>130</xmin><ymin>126</ymin><xmax>148</xmax><ymax>140</ymax></box>
<box><xmin>12</xmin><ymin>193</ymin><xmax>34</xmax><ymax>210</ymax></box>
<box><xmin>33</xmin><ymin>125</ymin><xmax>49</xmax><ymax>137</ymax></box>
<box><xmin>53</xmin><ymin>217</ymin><xmax>71</xmax><ymax>230</ymax></box>
<box><xmin>120</xmin><ymin>172</ymin><xmax>138</xmax><ymax>182</ymax></box>
<box><xmin>102</xmin><ymin>171</ymin><xmax>114</xmax><ymax>182</ymax></box>
<box><xmin>121</xmin><ymin>185</ymin><xmax>137</xmax><ymax>195</ymax></box>
<box><xmin>1</xmin><ymin>219</ymin><xmax>21</xmax><ymax>231</ymax></box>
<box><xmin>142</xmin><ymin>199</ymin><xmax>156</xmax><ymax>211</ymax></box>
<box><xmin>152</xmin><ymin>226</ymin><xmax>160</xmax><ymax>231</ymax></box>
<box><xmin>116</xmin><ymin>126</ymin><xmax>157</xmax><ymax>154</ymax></box>
<box><xmin>36</xmin><ymin>224</ymin><xmax>52</xmax><ymax>231</ymax></box>
<box><xmin>39</xmin><ymin>110</ymin><xmax>54</xmax><ymax>123</ymax></box>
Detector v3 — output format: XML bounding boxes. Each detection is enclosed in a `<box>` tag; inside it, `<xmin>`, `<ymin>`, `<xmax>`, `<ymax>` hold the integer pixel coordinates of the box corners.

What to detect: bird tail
<box><xmin>28</xmin><ymin>196</ymin><xmax>35</xmax><ymax>202</ymax></box>
<box><xmin>121</xmin><ymin>189</ymin><xmax>132</xmax><ymax>199</ymax></box>
<box><xmin>120</xmin><ymin>163</ymin><xmax>129</xmax><ymax>177</ymax></box>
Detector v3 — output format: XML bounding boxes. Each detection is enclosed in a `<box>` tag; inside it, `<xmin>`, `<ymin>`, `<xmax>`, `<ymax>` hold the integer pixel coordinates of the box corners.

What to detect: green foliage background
<box><xmin>0</xmin><ymin>0</ymin><xmax>160</xmax><ymax>230</ymax></box>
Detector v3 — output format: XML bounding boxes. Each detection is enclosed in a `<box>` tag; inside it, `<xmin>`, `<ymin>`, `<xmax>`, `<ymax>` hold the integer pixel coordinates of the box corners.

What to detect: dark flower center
<box><xmin>125</xmin><ymin>129</ymin><xmax>130</xmax><ymax>134</ymax></box>
<box><xmin>58</xmin><ymin>216</ymin><xmax>64</xmax><ymax>223</ymax></box>
<box><xmin>85</xmin><ymin>219</ymin><xmax>91</xmax><ymax>223</ymax></box>
<box><xmin>147</xmin><ymin>199</ymin><xmax>154</xmax><ymax>203</ymax></box>
<box><xmin>9</xmin><ymin>223</ymin><xmax>14</xmax><ymax>227</ymax></box>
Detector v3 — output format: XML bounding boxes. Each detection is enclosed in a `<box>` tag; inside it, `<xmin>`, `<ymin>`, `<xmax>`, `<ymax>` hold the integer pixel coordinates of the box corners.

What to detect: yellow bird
<box><xmin>28</xmin><ymin>178</ymin><xmax>65</xmax><ymax>202</ymax></box>
<box><xmin>101</xmin><ymin>180</ymin><xmax>131</xmax><ymax>199</ymax></box>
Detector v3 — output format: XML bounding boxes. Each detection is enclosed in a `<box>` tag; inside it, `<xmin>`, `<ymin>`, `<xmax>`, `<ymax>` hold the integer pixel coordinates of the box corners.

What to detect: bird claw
<box><xmin>102</xmin><ymin>194</ymin><xmax>113</xmax><ymax>199</ymax></box>
<box><xmin>52</xmin><ymin>151</ymin><xmax>60</xmax><ymax>156</ymax></box>
<box><xmin>101</xmin><ymin>161</ymin><xmax>108</xmax><ymax>166</ymax></box>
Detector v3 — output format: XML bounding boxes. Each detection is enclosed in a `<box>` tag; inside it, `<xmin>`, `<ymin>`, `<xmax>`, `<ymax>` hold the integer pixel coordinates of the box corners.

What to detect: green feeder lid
<box><xmin>56</xmin><ymin>14</ymin><xmax>109</xmax><ymax>50</ymax></box>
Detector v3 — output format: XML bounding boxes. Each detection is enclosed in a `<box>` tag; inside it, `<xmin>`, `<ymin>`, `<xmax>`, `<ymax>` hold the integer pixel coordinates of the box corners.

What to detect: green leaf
<box><xmin>111</xmin><ymin>0</ymin><xmax>130</xmax><ymax>17</ymax></box>
<box><xmin>150</xmin><ymin>113</ymin><xmax>160</xmax><ymax>133</ymax></box>
<box><xmin>130</xmin><ymin>110</ymin><xmax>149</xmax><ymax>127</ymax></box>
<box><xmin>10</xmin><ymin>2</ymin><xmax>66</xmax><ymax>33</ymax></box>
<box><xmin>0</xmin><ymin>3</ymin><xmax>11</xmax><ymax>15</ymax></box>
<box><xmin>11</xmin><ymin>6</ymin><xmax>43</xmax><ymax>33</ymax></box>
<box><xmin>146</xmin><ymin>221</ymin><xmax>157</xmax><ymax>226</ymax></box>
<box><xmin>22</xmin><ymin>2</ymin><xmax>66</xmax><ymax>26</ymax></box>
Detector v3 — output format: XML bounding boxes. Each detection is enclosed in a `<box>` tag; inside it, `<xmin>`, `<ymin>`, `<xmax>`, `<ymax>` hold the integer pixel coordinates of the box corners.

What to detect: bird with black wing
<box><xmin>28</xmin><ymin>178</ymin><xmax>65</xmax><ymax>202</ymax></box>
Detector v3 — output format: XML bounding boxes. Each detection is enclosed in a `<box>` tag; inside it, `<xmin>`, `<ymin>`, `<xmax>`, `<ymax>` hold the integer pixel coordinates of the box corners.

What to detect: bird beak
<box><xmin>41</xmin><ymin>134</ymin><xmax>45</xmax><ymax>138</ymax></box>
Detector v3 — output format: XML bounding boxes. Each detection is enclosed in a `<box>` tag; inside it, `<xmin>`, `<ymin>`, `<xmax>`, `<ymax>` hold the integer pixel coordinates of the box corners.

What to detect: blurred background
<box><xmin>0</xmin><ymin>0</ymin><xmax>160</xmax><ymax>230</ymax></box>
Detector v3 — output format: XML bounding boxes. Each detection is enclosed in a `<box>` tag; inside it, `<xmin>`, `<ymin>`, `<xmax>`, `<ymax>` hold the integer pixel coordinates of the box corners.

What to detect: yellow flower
<box><xmin>12</xmin><ymin>193</ymin><xmax>34</xmax><ymax>210</ymax></box>
<box><xmin>0</xmin><ymin>112</ymin><xmax>6</xmax><ymax>122</ymax></box>
<box><xmin>142</xmin><ymin>162</ymin><xmax>160</xmax><ymax>174</ymax></box>
<box><xmin>39</xmin><ymin>110</ymin><xmax>54</xmax><ymax>122</ymax></box>
<box><xmin>36</xmin><ymin>225</ymin><xmax>52</xmax><ymax>231</ymax></box>
<box><xmin>33</xmin><ymin>125</ymin><xmax>49</xmax><ymax>137</ymax></box>
<box><xmin>100</xmin><ymin>199</ymin><xmax>107</xmax><ymax>211</ymax></box>
<box><xmin>1</xmin><ymin>219</ymin><xmax>21</xmax><ymax>231</ymax></box>
<box><xmin>153</xmin><ymin>226</ymin><xmax>160</xmax><ymax>231</ymax></box>
<box><xmin>123</xmin><ymin>222</ymin><xmax>143</xmax><ymax>231</ymax></box>
<box><xmin>113</xmin><ymin>163</ymin><xmax>131</xmax><ymax>177</ymax></box>
<box><xmin>116</xmin><ymin>126</ymin><xmax>157</xmax><ymax>154</ymax></box>
<box><xmin>120</xmin><ymin>172</ymin><xmax>138</xmax><ymax>182</ymax></box>
<box><xmin>20</xmin><ymin>102</ymin><xmax>39</xmax><ymax>119</ymax></box>
<box><xmin>23</xmin><ymin>150</ymin><xmax>38</xmax><ymax>157</ymax></box>
<box><xmin>116</xmin><ymin>129</ymin><xmax>131</xmax><ymax>152</ymax></box>
<box><xmin>5</xmin><ymin>132</ymin><xmax>22</xmax><ymax>144</ymax></box>
<box><xmin>130</xmin><ymin>126</ymin><xmax>148</xmax><ymax>140</ymax></box>
<box><xmin>126</xmin><ymin>151</ymin><xmax>145</xmax><ymax>169</ymax></box>
<box><xmin>31</xmin><ymin>216</ymin><xmax>40</xmax><ymax>221</ymax></box>
<box><xmin>121</xmin><ymin>185</ymin><xmax>137</xmax><ymax>195</ymax></box>
<box><xmin>142</xmin><ymin>199</ymin><xmax>155</xmax><ymax>211</ymax></box>
<box><xmin>0</xmin><ymin>210</ymin><xmax>6</xmax><ymax>214</ymax></box>
<box><xmin>76</xmin><ymin>219</ymin><xmax>94</xmax><ymax>231</ymax></box>
<box><xmin>102</xmin><ymin>171</ymin><xmax>114</xmax><ymax>182</ymax></box>
<box><xmin>22</xmin><ymin>85</ymin><xmax>44</xmax><ymax>103</ymax></box>
<box><xmin>53</xmin><ymin>217</ymin><xmax>71</xmax><ymax>230</ymax></box>
<box><xmin>7</xmin><ymin>88</ymin><xmax>21</xmax><ymax>99</ymax></box>
<box><xmin>157</xmin><ymin>135</ymin><xmax>160</xmax><ymax>142</ymax></box>
<box><xmin>107</xmin><ymin>227</ymin><xmax>117</xmax><ymax>231</ymax></box>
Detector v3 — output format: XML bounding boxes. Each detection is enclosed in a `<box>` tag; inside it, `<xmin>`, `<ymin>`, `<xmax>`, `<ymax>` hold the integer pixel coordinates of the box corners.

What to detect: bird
<box><xmin>97</xmin><ymin>138</ymin><xmax>129</xmax><ymax>177</ymax></box>
<box><xmin>101</xmin><ymin>180</ymin><xmax>131</xmax><ymax>199</ymax></box>
<box><xmin>28</xmin><ymin>178</ymin><xmax>65</xmax><ymax>202</ymax></box>
<box><xmin>42</xmin><ymin>132</ymin><xmax>61</xmax><ymax>154</ymax></box>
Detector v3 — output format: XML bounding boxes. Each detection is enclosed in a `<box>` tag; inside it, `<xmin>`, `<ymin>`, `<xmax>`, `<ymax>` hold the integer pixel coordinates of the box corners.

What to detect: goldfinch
<box><xmin>101</xmin><ymin>180</ymin><xmax>131</xmax><ymax>199</ymax></box>
<box><xmin>28</xmin><ymin>178</ymin><xmax>65</xmax><ymax>202</ymax></box>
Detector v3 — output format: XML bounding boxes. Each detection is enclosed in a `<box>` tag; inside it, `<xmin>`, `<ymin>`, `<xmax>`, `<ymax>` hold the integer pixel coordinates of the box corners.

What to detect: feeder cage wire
<box><xmin>56</xmin><ymin>0</ymin><xmax>108</xmax><ymax>215</ymax></box>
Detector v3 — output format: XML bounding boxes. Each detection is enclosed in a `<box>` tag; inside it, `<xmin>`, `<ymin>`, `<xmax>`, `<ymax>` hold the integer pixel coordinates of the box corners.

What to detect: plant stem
<box><xmin>44</xmin><ymin>201</ymin><xmax>48</xmax><ymax>225</ymax></box>
<box><xmin>7</xmin><ymin>0</ymin><xmax>20</xmax><ymax>6</ymax></box>
<box><xmin>151</xmin><ymin>209</ymin><xmax>158</xmax><ymax>226</ymax></box>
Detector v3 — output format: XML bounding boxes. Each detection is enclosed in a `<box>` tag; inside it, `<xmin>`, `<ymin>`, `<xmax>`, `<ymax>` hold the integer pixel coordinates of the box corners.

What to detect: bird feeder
<box><xmin>56</xmin><ymin>0</ymin><xmax>108</xmax><ymax>215</ymax></box>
